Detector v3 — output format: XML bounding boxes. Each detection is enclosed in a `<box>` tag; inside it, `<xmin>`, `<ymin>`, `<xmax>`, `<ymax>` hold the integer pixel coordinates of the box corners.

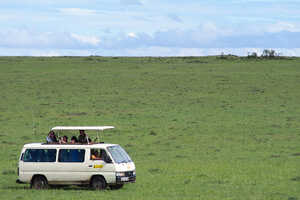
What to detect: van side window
<box><xmin>23</xmin><ymin>149</ymin><xmax>57</xmax><ymax>162</ymax></box>
<box><xmin>91</xmin><ymin>149</ymin><xmax>112</xmax><ymax>163</ymax></box>
<box><xmin>90</xmin><ymin>149</ymin><xmax>104</xmax><ymax>160</ymax></box>
<box><xmin>58</xmin><ymin>149</ymin><xmax>85</xmax><ymax>162</ymax></box>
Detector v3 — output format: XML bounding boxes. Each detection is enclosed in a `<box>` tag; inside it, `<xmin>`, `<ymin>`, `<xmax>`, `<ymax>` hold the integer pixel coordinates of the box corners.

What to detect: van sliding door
<box><xmin>55</xmin><ymin>149</ymin><xmax>87</xmax><ymax>181</ymax></box>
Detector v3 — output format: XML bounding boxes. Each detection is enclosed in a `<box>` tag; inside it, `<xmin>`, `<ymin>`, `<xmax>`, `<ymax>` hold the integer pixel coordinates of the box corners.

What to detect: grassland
<box><xmin>0</xmin><ymin>56</ymin><xmax>300</xmax><ymax>200</ymax></box>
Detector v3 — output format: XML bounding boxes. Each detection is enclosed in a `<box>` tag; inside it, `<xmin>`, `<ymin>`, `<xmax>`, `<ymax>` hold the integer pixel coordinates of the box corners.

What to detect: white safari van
<box><xmin>16</xmin><ymin>126</ymin><xmax>136</xmax><ymax>190</ymax></box>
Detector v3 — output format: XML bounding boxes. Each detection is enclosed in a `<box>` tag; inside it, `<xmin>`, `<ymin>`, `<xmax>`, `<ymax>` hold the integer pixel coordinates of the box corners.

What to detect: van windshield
<box><xmin>107</xmin><ymin>145</ymin><xmax>132</xmax><ymax>164</ymax></box>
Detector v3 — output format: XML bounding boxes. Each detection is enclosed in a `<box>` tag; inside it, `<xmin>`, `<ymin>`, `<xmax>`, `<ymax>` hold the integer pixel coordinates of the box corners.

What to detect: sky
<box><xmin>0</xmin><ymin>0</ymin><xmax>300</xmax><ymax>56</ymax></box>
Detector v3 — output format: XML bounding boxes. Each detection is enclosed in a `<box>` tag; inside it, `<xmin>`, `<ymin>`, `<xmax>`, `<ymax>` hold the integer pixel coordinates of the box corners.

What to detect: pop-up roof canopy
<box><xmin>51</xmin><ymin>126</ymin><xmax>115</xmax><ymax>131</ymax></box>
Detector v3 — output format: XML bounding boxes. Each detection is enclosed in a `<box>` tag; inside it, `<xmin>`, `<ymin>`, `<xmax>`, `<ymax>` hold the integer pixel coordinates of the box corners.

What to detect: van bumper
<box><xmin>116</xmin><ymin>175</ymin><xmax>136</xmax><ymax>184</ymax></box>
<box><xmin>116</xmin><ymin>171</ymin><xmax>136</xmax><ymax>183</ymax></box>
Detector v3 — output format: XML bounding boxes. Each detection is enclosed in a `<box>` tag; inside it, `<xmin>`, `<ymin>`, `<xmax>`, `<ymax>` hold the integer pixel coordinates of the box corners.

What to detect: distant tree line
<box><xmin>247</xmin><ymin>49</ymin><xmax>283</xmax><ymax>59</ymax></box>
<box><xmin>218</xmin><ymin>49</ymin><xmax>286</xmax><ymax>60</ymax></box>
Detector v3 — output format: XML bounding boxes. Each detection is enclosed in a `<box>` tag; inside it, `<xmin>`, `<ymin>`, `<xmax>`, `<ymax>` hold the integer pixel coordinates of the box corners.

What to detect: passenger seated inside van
<box><xmin>71</xmin><ymin>136</ymin><xmax>78</xmax><ymax>144</ymax></box>
<box><xmin>60</xmin><ymin>136</ymin><xmax>68</xmax><ymax>144</ymax></box>
<box><xmin>46</xmin><ymin>131</ymin><xmax>58</xmax><ymax>143</ymax></box>
<box><xmin>91</xmin><ymin>150</ymin><xmax>101</xmax><ymax>160</ymax></box>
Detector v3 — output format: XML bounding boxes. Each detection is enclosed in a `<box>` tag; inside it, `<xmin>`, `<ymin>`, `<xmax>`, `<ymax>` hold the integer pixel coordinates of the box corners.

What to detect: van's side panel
<box><xmin>18</xmin><ymin>143</ymin><xmax>135</xmax><ymax>186</ymax></box>
<box><xmin>52</xmin><ymin>163</ymin><xmax>90</xmax><ymax>182</ymax></box>
<box><xmin>51</xmin><ymin>148</ymin><xmax>87</xmax><ymax>182</ymax></box>
<box><xmin>19</xmin><ymin>148</ymin><xmax>58</xmax><ymax>183</ymax></box>
<box><xmin>22</xmin><ymin>163</ymin><xmax>58</xmax><ymax>182</ymax></box>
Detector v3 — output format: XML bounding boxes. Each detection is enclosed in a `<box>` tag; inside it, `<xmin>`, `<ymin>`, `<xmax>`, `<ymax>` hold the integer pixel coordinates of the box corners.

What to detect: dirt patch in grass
<box><xmin>40</xmin><ymin>103</ymin><xmax>50</xmax><ymax>106</ymax></box>
<box><xmin>288</xmin><ymin>197</ymin><xmax>298</xmax><ymax>200</ymax></box>
<box><xmin>291</xmin><ymin>177</ymin><xmax>300</xmax><ymax>182</ymax></box>
<box><xmin>66</xmin><ymin>112</ymin><xmax>87</xmax><ymax>116</ymax></box>
<box><xmin>197</xmin><ymin>174</ymin><xmax>208</xmax><ymax>178</ymax></box>
<box><xmin>249</xmin><ymin>87</ymin><xmax>265</xmax><ymax>94</ymax></box>
<box><xmin>149</xmin><ymin>131</ymin><xmax>157</xmax><ymax>136</ymax></box>
<box><xmin>270</xmin><ymin>155</ymin><xmax>280</xmax><ymax>158</ymax></box>
<box><xmin>147</xmin><ymin>152</ymin><xmax>155</xmax><ymax>156</ymax></box>
<box><xmin>1</xmin><ymin>141</ymin><xmax>16</xmax><ymax>145</ymax></box>
<box><xmin>291</xmin><ymin>153</ymin><xmax>300</xmax><ymax>157</ymax></box>
<box><xmin>186</xmin><ymin>60</ymin><xmax>208</xmax><ymax>64</ymax></box>
<box><xmin>2</xmin><ymin>169</ymin><xmax>15</xmax><ymax>175</ymax></box>
<box><xmin>125</xmin><ymin>144</ymin><xmax>133</xmax><ymax>148</ymax></box>
<box><xmin>153</xmin><ymin>140</ymin><xmax>160</xmax><ymax>144</ymax></box>
<box><xmin>21</xmin><ymin>136</ymin><xmax>31</xmax><ymax>140</ymax></box>
<box><xmin>148</xmin><ymin>168</ymin><xmax>160</xmax><ymax>174</ymax></box>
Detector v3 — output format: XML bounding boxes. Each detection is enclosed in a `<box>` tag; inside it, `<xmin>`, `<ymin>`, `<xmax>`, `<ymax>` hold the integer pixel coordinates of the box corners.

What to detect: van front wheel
<box><xmin>91</xmin><ymin>176</ymin><xmax>107</xmax><ymax>190</ymax></box>
<box><xmin>31</xmin><ymin>176</ymin><xmax>48</xmax><ymax>189</ymax></box>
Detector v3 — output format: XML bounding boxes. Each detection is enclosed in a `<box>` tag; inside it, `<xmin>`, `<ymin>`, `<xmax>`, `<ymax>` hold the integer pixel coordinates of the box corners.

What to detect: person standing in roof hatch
<box><xmin>78</xmin><ymin>130</ymin><xmax>88</xmax><ymax>143</ymax></box>
<box><xmin>46</xmin><ymin>131</ymin><xmax>58</xmax><ymax>143</ymax></box>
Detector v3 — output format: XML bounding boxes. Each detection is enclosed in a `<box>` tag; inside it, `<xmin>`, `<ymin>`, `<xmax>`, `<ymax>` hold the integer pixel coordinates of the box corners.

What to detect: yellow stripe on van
<box><xmin>94</xmin><ymin>164</ymin><xmax>103</xmax><ymax>168</ymax></box>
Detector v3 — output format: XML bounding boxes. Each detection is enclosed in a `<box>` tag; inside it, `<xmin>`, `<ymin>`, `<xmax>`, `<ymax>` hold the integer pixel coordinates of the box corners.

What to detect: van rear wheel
<box><xmin>91</xmin><ymin>176</ymin><xmax>107</xmax><ymax>190</ymax></box>
<box><xmin>31</xmin><ymin>176</ymin><xmax>48</xmax><ymax>189</ymax></box>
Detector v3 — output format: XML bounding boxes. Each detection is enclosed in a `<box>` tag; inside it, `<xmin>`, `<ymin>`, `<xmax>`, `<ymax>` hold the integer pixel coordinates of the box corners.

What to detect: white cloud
<box><xmin>71</xmin><ymin>33</ymin><xmax>100</xmax><ymax>46</ymax></box>
<box><xmin>127</xmin><ymin>32</ymin><xmax>138</xmax><ymax>38</ymax></box>
<box><xmin>167</xmin><ymin>14</ymin><xmax>183</xmax><ymax>23</ymax></box>
<box><xmin>0</xmin><ymin>29</ymin><xmax>101</xmax><ymax>49</ymax></box>
<box><xmin>200</xmin><ymin>22</ymin><xmax>218</xmax><ymax>33</ymax></box>
<box><xmin>32</xmin><ymin>51</ymin><xmax>61</xmax><ymax>57</ymax></box>
<box><xmin>0</xmin><ymin>26</ymin><xmax>300</xmax><ymax>56</ymax></box>
<box><xmin>110</xmin><ymin>24</ymin><xmax>224</xmax><ymax>49</ymax></box>
<box><xmin>267</xmin><ymin>21</ymin><xmax>300</xmax><ymax>33</ymax></box>
<box><xmin>0</xmin><ymin>48</ymin><xmax>93</xmax><ymax>56</ymax></box>
<box><xmin>120</xmin><ymin>0</ymin><xmax>143</xmax><ymax>6</ymax></box>
<box><xmin>58</xmin><ymin>8</ymin><xmax>98</xmax><ymax>16</ymax></box>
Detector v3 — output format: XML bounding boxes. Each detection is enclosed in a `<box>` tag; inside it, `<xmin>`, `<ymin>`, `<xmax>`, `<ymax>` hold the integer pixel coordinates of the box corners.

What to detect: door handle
<box><xmin>88</xmin><ymin>165</ymin><xmax>93</xmax><ymax>167</ymax></box>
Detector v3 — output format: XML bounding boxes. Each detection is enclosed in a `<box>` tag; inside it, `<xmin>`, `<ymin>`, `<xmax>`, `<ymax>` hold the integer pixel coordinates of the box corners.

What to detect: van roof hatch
<box><xmin>51</xmin><ymin>126</ymin><xmax>115</xmax><ymax>131</ymax></box>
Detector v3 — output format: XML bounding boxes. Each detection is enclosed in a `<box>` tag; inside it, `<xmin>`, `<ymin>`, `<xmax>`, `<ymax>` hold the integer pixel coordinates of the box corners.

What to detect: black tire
<box><xmin>90</xmin><ymin>176</ymin><xmax>107</xmax><ymax>190</ymax></box>
<box><xmin>109</xmin><ymin>184</ymin><xmax>124</xmax><ymax>190</ymax></box>
<box><xmin>31</xmin><ymin>176</ymin><xmax>48</xmax><ymax>190</ymax></box>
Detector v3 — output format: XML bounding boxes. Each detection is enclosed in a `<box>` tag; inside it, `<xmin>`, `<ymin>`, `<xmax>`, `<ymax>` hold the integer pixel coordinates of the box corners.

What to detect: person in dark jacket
<box><xmin>78</xmin><ymin>130</ymin><xmax>88</xmax><ymax>143</ymax></box>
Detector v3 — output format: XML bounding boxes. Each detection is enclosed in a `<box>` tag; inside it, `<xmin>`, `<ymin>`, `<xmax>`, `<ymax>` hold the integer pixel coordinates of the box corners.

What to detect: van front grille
<box><xmin>125</xmin><ymin>171</ymin><xmax>134</xmax><ymax>177</ymax></box>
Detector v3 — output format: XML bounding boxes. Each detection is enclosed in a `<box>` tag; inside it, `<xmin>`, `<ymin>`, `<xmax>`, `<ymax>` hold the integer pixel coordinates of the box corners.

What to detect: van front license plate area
<box><xmin>121</xmin><ymin>177</ymin><xmax>129</xmax><ymax>181</ymax></box>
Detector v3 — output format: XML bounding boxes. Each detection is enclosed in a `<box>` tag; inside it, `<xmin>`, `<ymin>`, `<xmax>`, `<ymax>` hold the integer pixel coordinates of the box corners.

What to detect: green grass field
<box><xmin>0</xmin><ymin>56</ymin><xmax>300</xmax><ymax>200</ymax></box>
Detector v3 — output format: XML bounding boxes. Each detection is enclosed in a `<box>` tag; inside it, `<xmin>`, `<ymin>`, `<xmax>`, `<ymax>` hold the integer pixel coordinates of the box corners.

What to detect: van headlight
<box><xmin>133</xmin><ymin>170</ymin><xmax>136</xmax><ymax>176</ymax></box>
<box><xmin>116</xmin><ymin>172</ymin><xmax>125</xmax><ymax>177</ymax></box>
